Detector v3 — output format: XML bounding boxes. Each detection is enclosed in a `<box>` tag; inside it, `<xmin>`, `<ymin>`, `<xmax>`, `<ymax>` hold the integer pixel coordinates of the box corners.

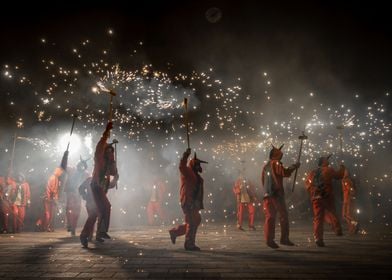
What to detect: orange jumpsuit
<box><xmin>169</xmin><ymin>152</ymin><xmax>204</xmax><ymax>249</ymax></box>
<box><xmin>342</xmin><ymin>175</ymin><xmax>359</xmax><ymax>233</ymax></box>
<box><xmin>36</xmin><ymin>173</ymin><xmax>61</xmax><ymax>231</ymax></box>
<box><xmin>262</xmin><ymin>159</ymin><xmax>295</xmax><ymax>244</ymax></box>
<box><xmin>233</xmin><ymin>177</ymin><xmax>257</xmax><ymax>229</ymax></box>
<box><xmin>305</xmin><ymin>165</ymin><xmax>344</xmax><ymax>242</ymax></box>
<box><xmin>0</xmin><ymin>177</ymin><xmax>17</xmax><ymax>233</ymax></box>
<box><xmin>12</xmin><ymin>180</ymin><xmax>30</xmax><ymax>232</ymax></box>
<box><xmin>147</xmin><ymin>181</ymin><xmax>167</xmax><ymax>225</ymax></box>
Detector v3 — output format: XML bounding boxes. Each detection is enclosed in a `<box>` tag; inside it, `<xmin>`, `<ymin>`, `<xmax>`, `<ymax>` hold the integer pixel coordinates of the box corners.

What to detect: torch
<box><xmin>183</xmin><ymin>98</ymin><xmax>190</xmax><ymax>149</ymax></box>
<box><xmin>291</xmin><ymin>131</ymin><xmax>308</xmax><ymax>192</ymax></box>
<box><xmin>7</xmin><ymin>132</ymin><xmax>18</xmax><ymax>178</ymax></box>
<box><xmin>66</xmin><ymin>114</ymin><xmax>78</xmax><ymax>152</ymax></box>
<box><xmin>336</xmin><ymin>124</ymin><xmax>344</xmax><ymax>163</ymax></box>
<box><xmin>112</xmin><ymin>139</ymin><xmax>119</xmax><ymax>190</ymax></box>
<box><xmin>107</xmin><ymin>90</ymin><xmax>116</xmax><ymax>122</ymax></box>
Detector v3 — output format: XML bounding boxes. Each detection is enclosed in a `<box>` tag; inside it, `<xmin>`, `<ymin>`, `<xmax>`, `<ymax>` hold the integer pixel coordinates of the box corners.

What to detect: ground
<box><xmin>0</xmin><ymin>223</ymin><xmax>391</xmax><ymax>279</ymax></box>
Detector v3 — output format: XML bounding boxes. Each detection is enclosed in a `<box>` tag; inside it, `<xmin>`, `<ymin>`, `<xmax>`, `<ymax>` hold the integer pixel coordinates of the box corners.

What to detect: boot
<box><xmin>280</xmin><ymin>239</ymin><xmax>295</xmax><ymax>246</ymax></box>
<box><xmin>266</xmin><ymin>241</ymin><xmax>279</xmax><ymax>249</ymax></box>
<box><xmin>169</xmin><ymin>230</ymin><xmax>176</xmax><ymax>244</ymax></box>
<box><xmin>80</xmin><ymin>235</ymin><xmax>88</xmax><ymax>248</ymax></box>
<box><xmin>315</xmin><ymin>239</ymin><xmax>325</xmax><ymax>247</ymax></box>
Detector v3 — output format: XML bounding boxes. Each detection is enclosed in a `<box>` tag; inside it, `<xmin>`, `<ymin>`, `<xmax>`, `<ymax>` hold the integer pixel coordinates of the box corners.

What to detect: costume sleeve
<box><xmin>274</xmin><ymin>161</ymin><xmax>295</xmax><ymax>178</ymax></box>
<box><xmin>233</xmin><ymin>179</ymin><xmax>240</xmax><ymax>195</ymax></box>
<box><xmin>305</xmin><ymin>172</ymin><xmax>313</xmax><ymax>191</ymax></box>
<box><xmin>25</xmin><ymin>183</ymin><xmax>31</xmax><ymax>204</ymax></box>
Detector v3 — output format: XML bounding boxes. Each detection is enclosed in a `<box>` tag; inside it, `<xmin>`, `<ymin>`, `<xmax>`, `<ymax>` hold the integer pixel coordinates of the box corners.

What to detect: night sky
<box><xmin>2</xmin><ymin>1</ymin><xmax>392</xmax><ymax>99</ymax></box>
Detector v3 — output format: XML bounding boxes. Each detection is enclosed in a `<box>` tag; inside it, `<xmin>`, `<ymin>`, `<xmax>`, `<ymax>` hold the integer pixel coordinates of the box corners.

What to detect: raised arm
<box><xmin>95</xmin><ymin>122</ymin><xmax>113</xmax><ymax>159</ymax></box>
<box><xmin>274</xmin><ymin>161</ymin><xmax>300</xmax><ymax>178</ymax></box>
<box><xmin>179</xmin><ymin>148</ymin><xmax>191</xmax><ymax>175</ymax></box>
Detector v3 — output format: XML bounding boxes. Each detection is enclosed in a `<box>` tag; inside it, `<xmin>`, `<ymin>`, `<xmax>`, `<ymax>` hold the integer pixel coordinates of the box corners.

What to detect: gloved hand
<box><xmin>290</xmin><ymin>162</ymin><xmax>300</xmax><ymax>170</ymax></box>
<box><xmin>106</xmin><ymin>122</ymin><xmax>113</xmax><ymax>131</ymax></box>
<box><xmin>183</xmin><ymin>148</ymin><xmax>191</xmax><ymax>158</ymax></box>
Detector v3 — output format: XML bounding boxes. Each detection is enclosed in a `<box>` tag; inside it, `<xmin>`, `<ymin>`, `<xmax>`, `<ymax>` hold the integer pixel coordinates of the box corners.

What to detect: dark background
<box><xmin>1</xmin><ymin>0</ymin><xmax>392</xmax><ymax>100</ymax></box>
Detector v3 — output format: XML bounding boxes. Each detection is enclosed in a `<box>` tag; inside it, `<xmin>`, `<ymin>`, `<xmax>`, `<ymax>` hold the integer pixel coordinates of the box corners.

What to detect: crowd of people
<box><xmin>0</xmin><ymin>121</ymin><xmax>360</xmax><ymax>250</ymax></box>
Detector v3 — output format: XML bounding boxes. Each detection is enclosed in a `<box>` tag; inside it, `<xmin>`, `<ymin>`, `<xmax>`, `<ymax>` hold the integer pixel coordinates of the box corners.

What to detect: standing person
<box><xmin>64</xmin><ymin>158</ymin><xmax>89</xmax><ymax>236</ymax></box>
<box><xmin>169</xmin><ymin>149</ymin><xmax>207</xmax><ymax>251</ymax></box>
<box><xmin>233</xmin><ymin>173</ymin><xmax>257</xmax><ymax>230</ymax></box>
<box><xmin>80</xmin><ymin>122</ymin><xmax>118</xmax><ymax>248</ymax></box>
<box><xmin>341</xmin><ymin>169</ymin><xmax>360</xmax><ymax>234</ymax></box>
<box><xmin>12</xmin><ymin>173</ymin><xmax>31</xmax><ymax>233</ymax></box>
<box><xmin>79</xmin><ymin>177</ymin><xmax>97</xmax><ymax>244</ymax></box>
<box><xmin>261</xmin><ymin>145</ymin><xmax>299</xmax><ymax>248</ymax></box>
<box><xmin>36</xmin><ymin>167</ymin><xmax>63</xmax><ymax>232</ymax></box>
<box><xmin>0</xmin><ymin>176</ymin><xmax>16</xmax><ymax>233</ymax></box>
<box><xmin>147</xmin><ymin>179</ymin><xmax>167</xmax><ymax>225</ymax></box>
<box><xmin>79</xmin><ymin>174</ymin><xmax>118</xmax><ymax>248</ymax></box>
<box><xmin>305</xmin><ymin>155</ymin><xmax>345</xmax><ymax>247</ymax></box>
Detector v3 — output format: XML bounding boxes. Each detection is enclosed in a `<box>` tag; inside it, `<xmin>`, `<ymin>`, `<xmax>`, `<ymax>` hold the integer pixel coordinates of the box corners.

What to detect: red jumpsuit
<box><xmin>12</xmin><ymin>180</ymin><xmax>31</xmax><ymax>232</ymax></box>
<box><xmin>233</xmin><ymin>177</ymin><xmax>257</xmax><ymax>229</ymax></box>
<box><xmin>36</xmin><ymin>171</ymin><xmax>61</xmax><ymax>231</ymax></box>
<box><xmin>90</xmin><ymin>126</ymin><xmax>117</xmax><ymax>237</ymax></box>
<box><xmin>305</xmin><ymin>164</ymin><xmax>344</xmax><ymax>243</ymax></box>
<box><xmin>147</xmin><ymin>181</ymin><xmax>167</xmax><ymax>225</ymax></box>
<box><xmin>262</xmin><ymin>160</ymin><xmax>295</xmax><ymax>245</ymax></box>
<box><xmin>64</xmin><ymin>167</ymin><xmax>88</xmax><ymax>234</ymax></box>
<box><xmin>261</xmin><ymin>146</ymin><xmax>298</xmax><ymax>247</ymax></box>
<box><xmin>342</xmin><ymin>175</ymin><xmax>359</xmax><ymax>234</ymax></box>
<box><xmin>169</xmin><ymin>152</ymin><xmax>204</xmax><ymax>250</ymax></box>
<box><xmin>0</xmin><ymin>177</ymin><xmax>17</xmax><ymax>233</ymax></box>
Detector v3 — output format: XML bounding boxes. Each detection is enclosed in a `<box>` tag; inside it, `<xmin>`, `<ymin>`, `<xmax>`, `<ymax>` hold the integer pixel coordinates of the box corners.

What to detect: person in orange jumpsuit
<box><xmin>147</xmin><ymin>179</ymin><xmax>167</xmax><ymax>225</ymax></box>
<box><xmin>341</xmin><ymin>169</ymin><xmax>360</xmax><ymax>234</ymax></box>
<box><xmin>261</xmin><ymin>144</ymin><xmax>299</xmax><ymax>248</ymax></box>
<box><xmin>0</xmin><ymin>176</ymin><xmax>17</xmax><ymax>233</ymax></box>
<box><xmin>169</xmin><ymin>148</ymin><xmax>207</xmax><ymax>251</ymax></box>
<box><xmin>233</xmin><ymin>173</ymin><xmax>258</xmax><ymax>230</ymax></box>
<box><xmin>11</xmin><ymin>173</ymin><xmax>31</xmax><ymax>233</ymax></box>
<box><xmin>80</xmin><ymin>122</ymin><xmax>118</xmax><ymax>248</ymax></box>
<box><xmin>305</xmin><ymin>155</ymin><xmax>345</xmax><ymax>247</ymax></box>
<box><xmin>64</xmin><ymin>158</ymin><xmax>89</xmax><ymax>236</ymax></box>
<box><xmin>36</xmin><ymin>167</ymin><xmax>63</xmax><ymax>232</ymax></box>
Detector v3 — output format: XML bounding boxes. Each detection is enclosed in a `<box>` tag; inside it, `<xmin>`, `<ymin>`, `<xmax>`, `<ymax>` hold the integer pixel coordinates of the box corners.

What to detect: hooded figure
<box><xmin>147</xmin><ymin>178</ymin><xmax>167</xmax><ymax>226</ymax></box>
<box><xmin>0</xmin><ymin>176</ymin><xmax>17</xmax><ymax>233</ymax></box>
<box><xmin>169</xmin><ymin>148</ymin><xmax>207</xmax><ymax>251</ymax></box>
<box><xmin>305</xmin><ymin>155</ymin><xmax>345</xmax><ymax>247</ymax></box>
<box><xmin>261</xmin><ymin>144</ymin><xmax>299</xmax><ymax>248</ymax></box>
<box><xmin>36</xmin><ymin>167</ymin><xmax>64</xmax><ymax>232</ymax></box>
<box><xmin>233</xmin><ymin>171</ymin><xmax>258</xmax><ymax>231</ymax></box>
<box><xmin>11</xmin><ymin>173</ymin><xmax>31</xmax><ymax>233</ymax></box>
<box><xmin>341</xmin><ymin>169</ymin><xmax>360</xmax><ymax>234</ymax></box>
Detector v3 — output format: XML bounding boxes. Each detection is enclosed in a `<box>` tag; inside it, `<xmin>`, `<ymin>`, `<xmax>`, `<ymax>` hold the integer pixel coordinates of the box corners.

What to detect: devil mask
<box><xmin>269</xmin><ymin>144</ymin><xmax>284</xmax><ymax>160</ymax></box>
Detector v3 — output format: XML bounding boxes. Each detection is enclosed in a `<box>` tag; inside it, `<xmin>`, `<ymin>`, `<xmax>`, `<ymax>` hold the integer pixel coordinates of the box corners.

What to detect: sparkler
<box><xmin>1</xmin><ymin>29</ymin><xmax>391</xmax><ymax>228</ymax></box>
<box><xmin>291</xmin><ymin>131</ymin><xmax>307</xmax><ymax>192</ymax></box>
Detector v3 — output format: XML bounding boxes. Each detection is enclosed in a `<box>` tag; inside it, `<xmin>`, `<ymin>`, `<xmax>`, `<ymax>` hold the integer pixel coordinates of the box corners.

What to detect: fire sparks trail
<box><xmin>1</xmin><ymin>28</ymin><xmax>391</xmax><ymax>229</ymax></box>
